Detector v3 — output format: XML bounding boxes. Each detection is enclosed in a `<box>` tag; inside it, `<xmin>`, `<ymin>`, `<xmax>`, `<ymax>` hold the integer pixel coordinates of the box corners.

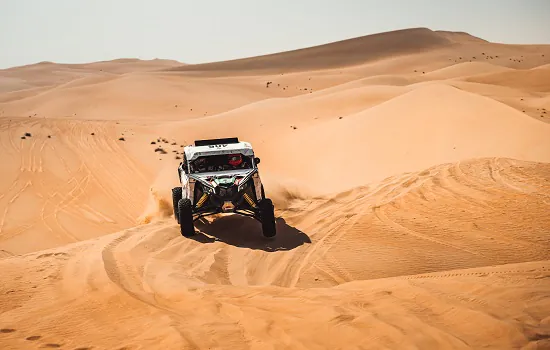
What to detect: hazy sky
<box><xmin>1</xmin><ymin>0</ymin><xmax>549</xmax><ymax>69</ymax></box>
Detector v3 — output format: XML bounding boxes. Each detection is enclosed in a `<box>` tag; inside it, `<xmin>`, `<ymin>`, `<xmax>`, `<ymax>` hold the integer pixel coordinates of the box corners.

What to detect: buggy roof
<box><xmin>184</xmin><ymin>140</ymin><xmax>254</xmax><ymax>161</ymax></box>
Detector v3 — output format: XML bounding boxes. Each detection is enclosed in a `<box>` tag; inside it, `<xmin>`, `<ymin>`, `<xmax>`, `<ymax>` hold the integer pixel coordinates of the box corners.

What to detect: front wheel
<box><xmin>258</xmin><ymin>198</ymin><xmax>276</xmax><ymax>238</ymax></box>
<box><xmin>178</xmin><ymin>198</ymin><xmax>195</xmax><ymax>237</ymax></box>
<box><xmin>172</xmin><ymin>187</ymin><xmax>182</xmax><ymax>223</ymax></box>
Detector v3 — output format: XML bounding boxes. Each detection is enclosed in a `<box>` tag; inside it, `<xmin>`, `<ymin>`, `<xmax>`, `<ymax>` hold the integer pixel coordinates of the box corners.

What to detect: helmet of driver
<box><xmin>228</xmin><ymin>154</ymin><xmax>243</xmax><ymax>167</ymax></box>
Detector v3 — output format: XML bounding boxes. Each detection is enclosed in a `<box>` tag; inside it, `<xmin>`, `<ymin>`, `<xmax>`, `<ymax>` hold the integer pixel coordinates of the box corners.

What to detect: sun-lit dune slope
<box><xmin>423</xmin><ymin>61</ymin><xmax>514</xmax><ymax>80</ymax></box>
<box><xmin>281</xmin><ymin>84</ymin><xmax>550</xmax><ymax>190</ymax></box>
<box><xmin>161</xmin><ymin>83</ymin><xmax>550</xmax><ymax>194</ymax></box>
<box><xmin>0</xmin><ymin>74</ymin><xmax>282</xmax><ymax>120</ymax></box>
<box><xmin>0</xmin><ymin>118</ymin><xmax>157</xmax><ymax>254</ymax></box>
<box><xmin>0</xmin><ymin>58</ymin><xmax>183</xmax><ymax>94</ymax></box>
<box><xmin>465</xmin><ymin>65</ymin><xmax>550</xmax><ymax>92</ymax></box>
<box><xmin>0</xmin><ymin>158</ymin><xmax>548</xmax><ymax>350</ymax></box>
<box><xmin>1</xmin><ymin>257</ymin><xmax>548</xmax><ymax>350</ymax></box>
<box><xmin>118</xmin><ymin>157</ymin><xmax>548</xmax><ymax>289</ymax></box>
<box><xmin>287</xmin><ymin>158</ymin><xmax>550</xmax><ymax>285</ymax></box>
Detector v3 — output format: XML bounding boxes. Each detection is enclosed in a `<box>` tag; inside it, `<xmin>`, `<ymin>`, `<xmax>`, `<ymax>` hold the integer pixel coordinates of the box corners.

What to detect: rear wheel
<box><xmin>178</xmin><ymin>198</ymin><xmax>195</xmax><ymax>237</ymax></box>
<box><xmin>259</xmin><ymin>198</ymin><xmax>276</xmax><ymax>238</ymax></box>
<box><xmin>172</xmin><ymin>187</ymin><xmax>182</xmax><ymax>223</ymax></box>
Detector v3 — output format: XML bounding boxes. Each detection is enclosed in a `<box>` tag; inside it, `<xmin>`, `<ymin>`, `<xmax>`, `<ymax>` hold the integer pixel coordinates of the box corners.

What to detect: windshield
<box><xmin>189</xmin><ymin>153</ymin><xmax>253</xmax><ymax>174</ymax></box>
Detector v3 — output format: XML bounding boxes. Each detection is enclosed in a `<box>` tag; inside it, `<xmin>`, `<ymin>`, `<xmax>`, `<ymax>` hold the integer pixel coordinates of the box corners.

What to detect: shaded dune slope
<box><xmin>167</xmin><ymin>28</ymin><xmax>455</xmax><ymax>73</ymax></box>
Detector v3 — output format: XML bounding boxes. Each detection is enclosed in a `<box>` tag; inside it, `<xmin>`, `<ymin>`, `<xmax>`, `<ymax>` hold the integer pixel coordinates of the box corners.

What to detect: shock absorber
<box><xmin>243</xmin><ymin>192</ymin><xmax>257</xmax><ymax>208</ymax></box>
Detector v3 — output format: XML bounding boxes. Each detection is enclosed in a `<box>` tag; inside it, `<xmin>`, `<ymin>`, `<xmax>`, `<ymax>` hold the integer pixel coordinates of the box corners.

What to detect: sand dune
<box><xmin>2</xmin><ymin>27</ymin><xmax>550</xmax><ymax>120</ymax></box>
<box><xmin>166</xmin><ymin>28</ymin><xmax>550</xmax><ymax>74</ymax></box>
<box><xmin>167</xmin><ymin>27</ymin><xmax>455</xmax><ymax>73</ymax></box>
<box><xmin>465</xmin><ymin>65</ymin><xmax>550</xmax><ymax>92</ymax></box>
<box><xmin>0</xmin><ymin>118</ymin><xmax>156</xmax><ymax>254</ymax></box>
<box><xmin>1</xmin><ymin>28</ymin><xmax>550</xmax><ymax>349</ymax></box>
<box><xmin>0</xmin><ymin>158</ymin><xmax>549</xmax><ymax>349</ymax></box>
<box><xmin>164</xmin><ymin>83</ymin><xmax>550</xmax><ymax>193</ymax></box>
<box><xmin>435</xmin><ymin>30</ymin><xmax>489</xmax><ymax>43</ymax></box>
<box><xmin>0</xmin><ymin>58</ymin><xmax>183</xmax><ymax>94</ymax></box>
<box><xmin>423</xmin><ymin>61</ymin><xmax>514</xmax><ymax>80</ymax></box>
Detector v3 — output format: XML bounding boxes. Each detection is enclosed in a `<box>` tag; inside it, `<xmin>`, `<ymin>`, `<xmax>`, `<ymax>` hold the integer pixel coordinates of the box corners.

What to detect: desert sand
<box><xmin>0</xmin><ymin>27</ymin><xmax>549</xmax><ymax>349</ymax></box>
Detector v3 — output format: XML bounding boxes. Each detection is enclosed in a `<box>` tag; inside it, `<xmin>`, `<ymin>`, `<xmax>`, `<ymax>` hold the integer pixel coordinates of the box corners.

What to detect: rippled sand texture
<box><xmin>1</xmin><ymin>28</ymin><xmax>549</xmax><ymax>349</ymax></box>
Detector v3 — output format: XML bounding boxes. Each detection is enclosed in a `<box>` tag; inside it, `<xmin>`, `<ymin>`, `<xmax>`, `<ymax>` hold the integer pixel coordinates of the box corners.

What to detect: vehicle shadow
<box><xmin>191</xmin><ymin>215</ymin><xmax>311</xmax><ymax>252</ymax></box>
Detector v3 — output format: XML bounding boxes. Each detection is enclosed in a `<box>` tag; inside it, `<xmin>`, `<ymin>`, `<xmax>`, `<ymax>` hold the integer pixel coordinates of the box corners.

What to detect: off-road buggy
<box><xmin>172</xmin><ymin>137</ymin><xmax>276</xmax><ymax>238</ymax></box>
